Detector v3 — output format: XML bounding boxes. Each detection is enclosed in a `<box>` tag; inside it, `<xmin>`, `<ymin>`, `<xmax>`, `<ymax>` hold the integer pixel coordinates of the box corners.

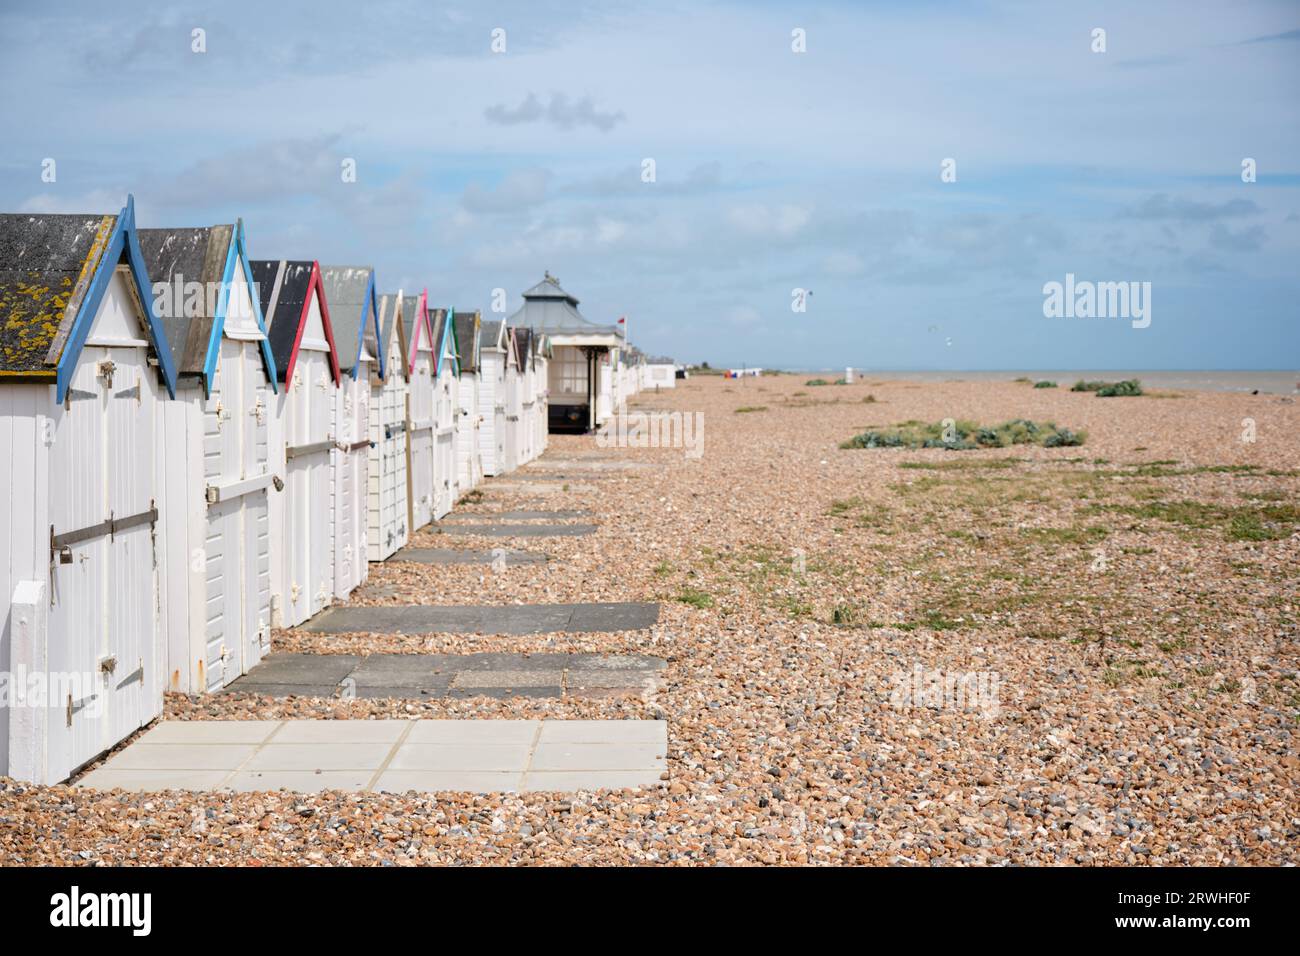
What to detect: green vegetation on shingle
<box><xmin>1072</xmin><ymin>378</ymin><xmax>1144</xmax><ymax>396</ymax></box>
<box><xmin>841</xmin><ymin>419</ymin><xmax>1085</xmax><ymax>450</ymax></box>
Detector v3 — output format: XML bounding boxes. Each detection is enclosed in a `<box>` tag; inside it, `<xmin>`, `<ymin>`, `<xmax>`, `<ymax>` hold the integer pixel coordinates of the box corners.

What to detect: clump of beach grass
<box><xmin>840</xmin><ymin>418</ymin><xmax>1085</xmax><ymax>450</ymax></box>
<box><xmin>734</xmin><ymin>405</ymin><xmax>767</xmax><ymax>414</ymax></box>
<box><xmin>1073</xmin><ymin>378</ymin><xmax>1144</xmax><ymax>397</ymax></box>
<box><xmin>1034</xmin><ymin>380</ymin><xmax>1057</xmax><ymax>388</ymax></box>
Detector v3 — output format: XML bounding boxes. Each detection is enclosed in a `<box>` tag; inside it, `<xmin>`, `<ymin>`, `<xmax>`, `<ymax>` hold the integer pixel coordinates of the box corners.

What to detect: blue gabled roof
<box><xmin>319</xmin><ymin>265</ymin><xmax>384</xmax><ymax>380</ymax></box>
<box><xmin>53</xmin><ymin>196</ymin><xmax>178</xmax><ymax>402</ymax></box>
<box><xmin>206</xmin><ymin>219</ymin><xmax>278</xmax><ymax>394</ymax></box>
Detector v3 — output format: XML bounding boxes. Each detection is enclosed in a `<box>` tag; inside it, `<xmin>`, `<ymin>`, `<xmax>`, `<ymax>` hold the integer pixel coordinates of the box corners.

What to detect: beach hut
<box><xmin>502</xmin><ymin>328</ymin><xmax>526</xmax><ymax>472</ymax></box>
<box><xmin>139</xmin><ymin>221</ymin><xmax>278</xmax><ymax>694</ymax></box>
<box><xmin>0</xmin><ymin>197</ymin><xmax>179</xmax><ymax>784</ymax></box>
<box><xmin>508</xmin><ymin>272</ymin><xmax>621</xmax><ymax>433</ymax></box>
<box><xmin>477</xmin><ymin>319</ymin><xmax>507</xmax><ymax>476</ymax></box>
<box><xmin>369</xmin><ymin>294</ymin><xmax>409</xmax><ymax>561</ymax></box>
<box><xmin>453</xmin><ymin>309</ymin><xmax>483</xmax><ymax>493</ymax></box>
<box><xmin>249</xmin><ymin>259</ymin><xmax>342</xmax><ymax>629</ymax></box>
<box><xmin>534</xmin><ymin>333</ymin><xmax>551</xmax><ymax>456</ymax></box>
<box><xmin>429</xmin><ymin>308</ymin><xmax>459</xmax><ymax>518</ymax></box>
<box><xmin>319</xmin><ymin>266</ymin><xmax>382</xmax><ymax>598</ymax></box>
<box><xmin>514</xmin><ymin>327</ymin><xmax>538</xmax><ymax>464</ymax></box>
<box><xmin>400</xmin><ymin>290</ymin><xmax>437</xmax><ymax>531</ymax></box>
<box><xmin>640</xmin><ymin>356</ymin><xmax>677</xmax><ymax>390</ymax></box>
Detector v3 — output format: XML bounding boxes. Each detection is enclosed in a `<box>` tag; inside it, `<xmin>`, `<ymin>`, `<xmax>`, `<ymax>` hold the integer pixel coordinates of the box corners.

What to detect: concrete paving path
<box><xmin>440</xmin><ymin>509</ymin><xmax>589</xmax><ymax>521</ymax></box>
<box><xmin>391</xmin><ymin>547</ymin><xmax>547</xmax><ymax>565</ymax></box>
<box><xmin>435</xmin><ymin>523</ymin><xmax>596</xmax><ymax>537</ymax></box>
<box><xmin>76</xmin><ymin>719</ymin><xmax>668</xmax><ymax>794</ymax></box>
<box><xmin>225</xmin><ymin>651</ymin><xmax>665</xmax><ymax>700</ymax></box>
<box><xmin>298</xmin><ymin>601</ymin><xmax>659</xmax><ymax>635</ymax></box>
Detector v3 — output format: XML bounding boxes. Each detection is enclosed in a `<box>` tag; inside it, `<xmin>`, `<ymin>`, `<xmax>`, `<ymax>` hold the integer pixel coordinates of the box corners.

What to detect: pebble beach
<box><xmin>3</xmin><ymin>373</ymin><xmax>1297</xmax><ymax>866</ymax></box>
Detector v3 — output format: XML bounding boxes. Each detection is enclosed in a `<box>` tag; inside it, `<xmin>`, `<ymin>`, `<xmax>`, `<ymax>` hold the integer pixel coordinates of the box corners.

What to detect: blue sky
<box><xmin>1</xmin><ymin>0</ymin><xmax>1297</xmax><ymax>368</ymax></box>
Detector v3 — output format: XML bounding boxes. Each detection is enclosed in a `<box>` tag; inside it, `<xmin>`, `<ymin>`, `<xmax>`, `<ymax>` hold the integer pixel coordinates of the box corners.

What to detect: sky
<box><xmin>1</xmin><ymin>0</ymin><xmax>1297</xmax><ymax>369</ymax></box>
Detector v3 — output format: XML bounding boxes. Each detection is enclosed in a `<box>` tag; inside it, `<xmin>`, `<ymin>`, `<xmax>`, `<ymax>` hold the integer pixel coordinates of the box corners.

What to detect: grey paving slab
<box><xmin>387</xmin><ymin>743</ymin><xmax>531</xmax><ymax>772</ymax></box>
<box><xmin>566</xmin><ymin>653</ymin><xmax>668</xmax><ymax>672</ymax></box>
<box><xmin>348</xmin><ymin>654</ymin><xmax>453</xmax><ymax>688</ymax></box>
<box><xmin>375</xmin><ymin>771</ymin><xmax>521</xmax><ymax>794</ymax></box>
<box><xmin>538</xmin><ymin>720</ymin><xmax>669</xmax><ymax>745</ymax></box>
<box><xmin>506</xmin><ymin>472</ymin><xmax>612</xmax><ymax>482</ymax></box>
<box><xmin>77</xmin><ymin>719</ymin><xmax>669</xmax><ymax>794</ymax></box>
<box><xmin>271</xmin><ymin>719</ymin><xmax>409</xmax><ymax>744</ymax></box>
<box><xmin>569</xmin><ymin>602</ymin><xmax>662</xmax><ymax>631</ymax></box>
<box><xmin>447</xmin><ymin>685</ymin><xmax>565</xmax><ymax>700</ymax></box>
<box><xmin>522</xmin><ymin>771</ymin><xmax>664</xmax><ymax>793</ymax></box>
<box><xmin>440</xmin><ymin>510</ymin><xmax>590</xmax><ymax>521</ymax></box>
<box><xmin>531</xmin><ymin>742</ymin><xmax>666</xmax><ymax>772</ymax></box>
<box><xmin>566</xmin><ymin>669</ymin><xmax>661</xmax><ymax>690</ymax></box>
<box><xmin>107</xmin><ymin>743</ymin><xmax>259</xmax><ymax>771</ymax></box>
<box><xmin>233</xmin><ymin>653</ymin><xmax>361</xmax><ymax>685</ymax></box>
<box><xmin>391</xmin><ymin>547</ymin><xmax>547</xmax><ymax>565</ymax></box>
<box><xmin>298</xmin><ymin>602</ymin><xmax>660</xmax><ymax>636</ymax></box>
<box><xmin>407</xmin><ymin>719</ymin><xmax>540</xmax><ymax>745</ymax></box>
<box><xmin>136</xmin><ymin>720</ymin><xmax>281</xmax><ymax>744</ymax></box>
<box><xmin>227</xmin><ymin>770</ymin><xmax>375</xmax><ymax>793</ymax></box>
<box><xmin>480</xmin><ymin>480</ymin><xmax>597</xmax><ymax>494</ymax></box>
<box><xmin>223</xmin><ymin>682</ymin><xmax>346</xmax><ymax>698</ymax></box>
<box><xmin>245</xmin><ymin>743</ymin><xmax>393</xmax><ymax>772</ymax></box>
<box><xmin>353</xmin><ymin>683</ymin><xmax>450</xmax><ymax>700</ymax></box>
<box><xmin>228</xmin><ymin>650</ymin><xmax>666</xmax><ymax>700</ymax></box>
<box><xmin>435</xmin><ymin>523</ymin><xmax>596</xmax><ymax>538</ymax></box>
<box><xmin>76</xmin><ymin>768</ymin><xmax>233</xmax><ymax>791</ymax></box>
<box><xmin>528</xmin><ymin>461</ymin><xmax>656</xmax><ymax>472</ymax></box>
<box><xmin>451</xmin><ymin>669</ymin><xmax>565</xmax><ymax>688</ymax></box>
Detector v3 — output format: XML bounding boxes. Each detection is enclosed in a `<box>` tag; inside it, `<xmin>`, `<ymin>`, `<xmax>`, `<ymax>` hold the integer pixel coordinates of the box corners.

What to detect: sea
<box><xmin>794</xmin><ymin>370</ymin><xmax>1300</xmax><ymax>395</ymax></box>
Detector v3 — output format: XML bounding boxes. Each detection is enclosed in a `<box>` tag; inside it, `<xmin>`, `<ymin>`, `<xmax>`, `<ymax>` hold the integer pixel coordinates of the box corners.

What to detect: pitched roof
<box><xmin>249</xmin><ymin>258</ymin><xmax>341</xmax><ymax>386</ymax></box>
<box><xmin>512</xmin><ymin>327</ymin><xmax>534</xmax><ymax>370</ymax></box>
<box><xmin>376</xmin><ymin>293</ymin><xmax>409</xmax><ymax>381</ymax></box>
<box><xmin>137</xmin><ymin>227</ymin><xmax>220</xmax><ymax>376</ymax></box>
<box><xmin>453</xmin><ymin>309</ymin><xmax>480</xmax><ymax>372</ymax></box>
<box><xmin>0</xmin><ymin>197</ymin><xmax>178</xmax><ymax>401</ymax></box>
<box><xmin>137</xmin><ymin>222</ymin><xmax>277</xmax><ymax>393</ymax></box>
<box><xmin>429</xmin><ymin>307</ymin><xmax>459</xmax><ymax>375</ymax></box>
<box><xmin>399</xmin><ymin>290</ymin><xmax>427</xmax><ymax>358</ymax></box>
<box><xmin>507</xmin><ymin>271</ymin><xmax>620</xmax><ymax>339</ymax></box>
<box><xmin>479</xmin><ymin>318</ymin><xmax>505</xmax><ymax>350</ymax></box>
<box><xmin>319</xmin><ymin>265</ymin><xmax>382</xmax><ymax>378</ymax></box>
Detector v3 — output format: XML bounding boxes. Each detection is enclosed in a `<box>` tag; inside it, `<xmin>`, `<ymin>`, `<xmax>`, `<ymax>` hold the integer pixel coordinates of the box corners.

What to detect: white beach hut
<box><xmin>320</xmin><ymin>266</ymin><xmax>381</xmax><ymax>599</ymax></box>
<box><xmin>534</xmin><ymin>334</ymin><xmax>551</xmax><ymax>457</ymax></box>
<box><xmin>453</xmin><ymin>309</ymin><xmax>483</xmax><ymax>493</ymax></box>
<box><xmin>0</xmin><ymin>197</ymin><xmax>179</xmax><ymax>784</ymax></box>
<box><xmin>140</xmin><ymin>221</ymin><xmax>279</xmax><ymax>694</ymax></box>
<box><xmin>512</xmin><ymin>327</ymin><xmax>537</xmax><ymax>465</ymax></box>
<box><xmin>369</xmin><ymin>294</ymin><xmax>409</xmax><ymax>561</ymax></box>
<box><xmin>429</xmin><ymin>307</ymin><xmax>459</xmax><ymax>518</ymax></box>
<box><xmin>640</xmin><ymin>356</ymin><xmax>677</xmax><ymax>390</ymax></box>
<box><xmin>399</xmin><ymin>290</ymin><xmax>437</xmax><ymax>531</ymax></box>
<box><xmin>249</xmin><ymin>258</ymin><xmax>342</xmax><ymax>629</ymax></box>
<box><xmin>501</xmin><ymin>328</ymin><xmax>524</xmax><ymax>472</ymax></box>
<box><xmin>508</xmin><ymin>272</ymin><xmax>621</xmax><ymax>433</ymax></box>
<box><xmin>477</xmin><ymin>318</ymin><xmax>507</xmax><ymax>476</ymax></box>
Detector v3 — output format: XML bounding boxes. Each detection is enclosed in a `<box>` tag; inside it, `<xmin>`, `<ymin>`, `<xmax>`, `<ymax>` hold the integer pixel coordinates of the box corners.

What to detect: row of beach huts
<box><xmin>0</xmin><ymin>197</ymin><xmax>676</xmax><ymax>785</ymax></box>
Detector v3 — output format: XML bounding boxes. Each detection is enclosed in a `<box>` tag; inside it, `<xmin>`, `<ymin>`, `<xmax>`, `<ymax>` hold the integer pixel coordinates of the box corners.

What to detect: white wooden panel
<box><xmin>406</xmin><ymin>351</ymin><xmax>435</xmax><ymax>527</ymax></box>
<box><xmin>367</xmin><ymin>371</ymin><xmax>408</xmax><ymax>561</ymax></box>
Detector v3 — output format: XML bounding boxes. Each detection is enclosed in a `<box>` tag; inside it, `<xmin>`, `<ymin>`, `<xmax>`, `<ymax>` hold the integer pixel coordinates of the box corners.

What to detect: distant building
<box><xmin>507</xmin><ymin>272</ymin><xmax>622</xmax><ymax>433</ymax></box>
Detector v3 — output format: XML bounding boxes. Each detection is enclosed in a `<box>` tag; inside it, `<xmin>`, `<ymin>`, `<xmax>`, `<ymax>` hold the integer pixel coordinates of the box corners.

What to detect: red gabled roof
<box><xmin>405</xmin><ymin>288</ymin><xmax>435</xmax><ymax>368</ymax></box>
<box><xmin>285</xmin><ymin>260</ymin><xmax>342</xmax><ymax>387</ymax></box>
